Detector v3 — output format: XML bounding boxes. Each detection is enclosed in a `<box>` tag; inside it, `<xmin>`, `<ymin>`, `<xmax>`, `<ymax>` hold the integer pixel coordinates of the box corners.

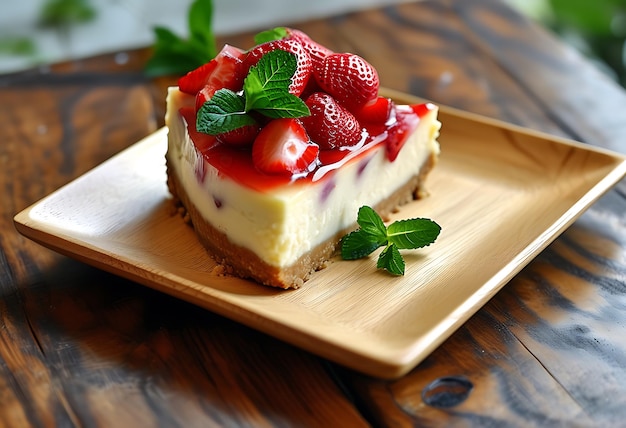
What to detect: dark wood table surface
<box><xmin>3</xmin><ymin>0</ymin><xmax>626</xmax><ymax>426</ymax></box>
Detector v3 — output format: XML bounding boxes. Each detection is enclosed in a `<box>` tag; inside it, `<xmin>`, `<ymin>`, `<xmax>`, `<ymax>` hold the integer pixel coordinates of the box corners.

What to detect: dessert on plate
<box><xmin>165</xmin><ymin>27</ymin><xmax>441</xmax><ymax>289</ymax></box>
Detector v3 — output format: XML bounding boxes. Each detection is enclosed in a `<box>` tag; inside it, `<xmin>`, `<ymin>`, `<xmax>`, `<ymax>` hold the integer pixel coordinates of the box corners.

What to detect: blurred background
<box><xmin>1</xmin><ymin>0</ymin><xmax>625</xmax><ymax>87</ymax></box>
<box><xmin>0</xmin><ymin>0</ymin><xmax>411</xmax><ymax>74</ymax></box>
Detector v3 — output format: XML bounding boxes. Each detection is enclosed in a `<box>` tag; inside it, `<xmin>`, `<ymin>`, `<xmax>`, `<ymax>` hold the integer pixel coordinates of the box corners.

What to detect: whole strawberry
<box><xmin>301</xmin><ymin>92</ymin><xmax>362</xmax><ymax>150</ymax></box>
<box><xmin>242</xmin><ymin>39</ymin><xmax>312</xmax><ymax>96</ymax></box>
<box><xmin>315</xmin><ymin>53</ymin><xmax>379</xmax><ymax>111</ymax></box>
<box><xmin>284</xmin><ymin>28</ymin><xmax>333</xmax><ymax>73</ymax></box>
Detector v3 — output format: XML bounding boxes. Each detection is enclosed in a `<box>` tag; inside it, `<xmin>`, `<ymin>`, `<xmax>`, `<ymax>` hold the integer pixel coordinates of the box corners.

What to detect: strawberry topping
<box><xmin>284</xmin><ymin>28</ymin><xmax>333</xmax><ymax>73</ymax></box>
<box><xmin>385</xmin><ymin>105</ymin><xmax>421</xmax><ymax>161</ymax></box>
<box><xmin>242</xmin><ymin>39</ymin><xmax>313</xmax><ymax>96</ymax></box>
<box><xmin>178</xmin><ymin>44</ymin><xmax>246</xmax><ymax>100</ymax></box>
<box><xmin>216</xmin><ymin>123</ymin><xmax>260</xmax><ymax>146</ymax></box>
<box><xmin>354</xmin><ymin>96</ymin><xmax>393</xmax><ymax>125</ymax></box>
<box><xmin>179</xmin><ymin>27</ymin><xmax>434</xmax><ymax>181</ymax></box>
<box><xmin>252</xmin><ymin>119</ymin><xmax>319</xmax><ymax>175</ymax></box>
<box><xmin>315</xmin><ymin>53</ymin><xmax>379</xmax><ymax>111</ymax></box>
<box><xmin>301</xmin><ymin>92</ymin><xmax>362</xmax><ymax>150</ymax></box>
<box><xmin>178</xmin><ymin>60</ymin><xmax>217</xmax><ymax>95</ymax></box>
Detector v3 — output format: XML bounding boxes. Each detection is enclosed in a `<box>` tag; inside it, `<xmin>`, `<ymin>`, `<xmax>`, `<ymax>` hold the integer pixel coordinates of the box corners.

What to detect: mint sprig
<box><xmin>196</xmin><ymin>49</ymin><xmax>310</xmax><ymax>135</ymax></box>
<box><xmin>145</xmin><ymin>0</ymin><xmax>217</xmax><ymax>77</ymax></box>
<box><xmin>243</xmin><ymin>50</ymin><xmax>310</xmax><ymax>117</ymax></box>
<box><xmin>341</xmin><ymin>206</ymin><xmax>441</xmax><ymax>275</ymax></box>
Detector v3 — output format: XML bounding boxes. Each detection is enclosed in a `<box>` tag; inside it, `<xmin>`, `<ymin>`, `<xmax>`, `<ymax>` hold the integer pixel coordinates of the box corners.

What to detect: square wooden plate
<box><xmin>14</xmin><ymin>90</ymin><xmax>626</xmax><ymax>378</ymax></box>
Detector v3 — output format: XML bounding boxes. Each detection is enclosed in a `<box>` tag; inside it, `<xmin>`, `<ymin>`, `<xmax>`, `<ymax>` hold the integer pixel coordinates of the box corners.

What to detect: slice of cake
<box><xmin>165</xmin><ymin>27</ymin><xmax>441</xmax><ymax>289</ymax></box>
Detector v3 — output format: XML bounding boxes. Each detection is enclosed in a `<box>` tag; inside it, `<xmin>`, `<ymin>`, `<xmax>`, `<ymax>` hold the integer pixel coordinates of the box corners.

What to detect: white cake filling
<box><xmin>165</xmin><ymin>87</ymin><xmax>440</xmax><ymax>268</ymax></box>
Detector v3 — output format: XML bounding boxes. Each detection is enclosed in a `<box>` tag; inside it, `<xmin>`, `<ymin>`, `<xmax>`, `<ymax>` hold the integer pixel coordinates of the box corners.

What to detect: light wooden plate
<box><xmin>14</xmin><ymin>90</ymin><xmax>626</xmax><ymax>379</ymax></box>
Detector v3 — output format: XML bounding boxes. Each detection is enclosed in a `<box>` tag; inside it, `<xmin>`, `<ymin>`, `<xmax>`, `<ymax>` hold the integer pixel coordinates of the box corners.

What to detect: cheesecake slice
<box><xmin>165</xmin><ymin>28</ymin><xmax>441</xmax><ymax>288</ymax></box>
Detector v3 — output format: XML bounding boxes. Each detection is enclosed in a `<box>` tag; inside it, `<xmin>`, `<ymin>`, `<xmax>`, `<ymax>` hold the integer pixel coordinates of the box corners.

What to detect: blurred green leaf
<box><xmin>542</xmin><ymin>0</ymin><xmax>626</xmax><ymax>86</ymax></box>
<box><xmin>549</xmin><ymin>0</ymin><xmax>616</xmax><ymax>35</ymax></box>
<box><xmin>145</xmin><ymin>0</ymin><xmax>217</xmax><ymax>77</ymax></box>
<box><xmin>38</xmin><ymin>0</ymin><xmax>96</xmax><ymax>29</ymax></box>
<box><xmin>0</xmin><ymin>37</ymin><xmax>36</xmax><ymax>56</ymax></box>
<box><xmin>188</xmin><ymin>0</ymin><xmax>216</xmax><ymax>55</ymax></box>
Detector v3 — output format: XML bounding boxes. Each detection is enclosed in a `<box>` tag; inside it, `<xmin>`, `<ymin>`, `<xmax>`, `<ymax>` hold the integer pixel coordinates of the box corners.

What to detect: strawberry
<box><xmin>178</xmin><ymin>60</ymin><xmax>217</xmax><ymax>95</ymax></box>
<box><xmin>301</xmin><ymin>92</ymin><xmax>362</xmax><ymax>150</ymax></box>
<box><xmin>314</xmin><ymin>53</ymin><xmax>379</xmax><ymax>111</ymax></box>
<box><xmin>178</xmin><ymin>44</ymin><xmax>246</xmax><ymax>100</ymax></box>
<box><xmin>385</xmin><ymin>105</ymin><xmax>420</xmax><ymax>161</ymax></box>
<box><xmin>242</xmin><ymin>39</ymin><xmax>312</xmax><ymax>96</ymax></box>
<box><xmin>412</xmin><ymin>102</ymin><xmax>437</xmax><ymax>118</ymax></box>
<box><xmin>353</xmin><ymin>96</ymin><xmax>393</xmax><ymax>125</ymax></box>
<box><xmin>284</xmin><ymin>28</ymin><xmax>333</xmax><ymax>73</ymax></box>
<box><xmin>252</xmin><ymin>118</ymin><xmax>319</xmax><ymax>175</ymax></box>
<box><xmin>216</xmin><ymin>123</ymin><xmax>260</xmax><ymax>146</ymax></box>
<box><xmin>195</xmin><ymin>85</ymin><xmax>214</xmax><ymax>111</ymax></box>
<box><xmin>179</xmin><ymin>107</ymin><xmax>220</xmax><ymax>153</ymax></box>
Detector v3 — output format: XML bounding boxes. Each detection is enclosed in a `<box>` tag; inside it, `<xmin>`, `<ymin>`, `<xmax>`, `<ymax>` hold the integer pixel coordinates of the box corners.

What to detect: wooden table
<box><xmin>3</xmin><ymin>0</ymin><xmax>626</xmax><ymax>425</ymax></box>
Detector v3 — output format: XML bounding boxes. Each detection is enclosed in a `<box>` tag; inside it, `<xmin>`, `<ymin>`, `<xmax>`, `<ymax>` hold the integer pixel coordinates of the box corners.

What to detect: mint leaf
<box><xmin>340</xmin><ymin>205</ymin><xmax>441</xmax><ymax>276</ymax></box>
<box><xmin>152</xmin><ymin>26</ymin><xmax>183</xmax><ymax>46</ymax></box>
<box><xmin>254</xmin><ymin>27</ymin><xmax>288</xmax><ymax>44</ymax></box>
<box><xmin>196</xmin><ymin>89</ymin><xmax>257</xmax><ymax>134</ymax></box>
<box><xmin>245</xmin><ymin>49</ymin><xmax>295</xmax><ymax>96</ymax></box>
<box><xmin>254</xmin><ymin>93</ymin><xmax>310</xmax><ymax>118</ymax></box>
<box><xmin>188</xmin><ymin>0</ymin><xmax>216</xmax><ymax>52</ymax></box>
<box><xmin>341</xmin><ymin>229</ymin><xmax>384</xmax><ymax>260</ymax></box>
<box><xmin>244</xmin><ymin>49</ymin><xmax>310</xmax><ymax>118</ymax></box>
<box><xmin>387</xmin><ymin>218</ymin><xmax>441</xmax><ymax>250</ymax></box>
<box><xmin>195</xmin><ymin>50</ymin><xmax>310</xmax><ymax>135</ymax></box>
<box><xmin>356</xmin><ymin>205</ymin><xmax>388</xmax><ymax>243</ymax></box>
<box><xmin>145</xmin><ymin>0</ymin><xmax>217</xmax><ymax>77</ymax></box>
<box><xmin>145</xmin><ymin>27</ymin><xmax>206</xmax><ymax>76</ymax></box>
<box><xmin>377</xmin><ymin>244</ymin><xmax>405</xmax><ymax>275</ymax></box>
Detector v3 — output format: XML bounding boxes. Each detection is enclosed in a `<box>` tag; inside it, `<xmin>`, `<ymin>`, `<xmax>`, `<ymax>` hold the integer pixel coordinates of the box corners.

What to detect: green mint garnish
<box><xmin>254</xmin><ymin>27</ymin><xmax>288</xmax><ymax>44</ymax></box>
<box><xmin>244</xmin><ymin>49</ymin><xmax>310</xmax><ymax>117</ymax></box>
<box><xmin>341</xmin><ymin>205</ymin><xmax>441</xmax><ymax>276</ymax></box>
<box><xmin>145</xmin><ymin>0</ymin><xmax>217</xmax><ymax>77</ymax></box>
<box><xmin>196</xmin><ymin>89</ymin><xmax>257</xmax><ymax>134</ymax></box>
<box><xmin>196</xmin><ymin>49</ymin><xmax>310</xmax><ymax>135</ymax></box>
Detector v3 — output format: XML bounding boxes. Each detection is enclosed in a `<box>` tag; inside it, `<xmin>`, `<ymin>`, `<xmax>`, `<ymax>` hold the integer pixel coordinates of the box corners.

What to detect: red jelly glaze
<box><xmin>180</xmin><ymin>102</ymin><xmax>435</xmax><ymax>192</ymax></box>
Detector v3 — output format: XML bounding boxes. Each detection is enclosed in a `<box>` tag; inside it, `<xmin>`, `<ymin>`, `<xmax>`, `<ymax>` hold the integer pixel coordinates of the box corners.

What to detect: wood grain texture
<box><xmin>2</xmin><ymin>0</ymin><xmax>626</xmax><ymax>426</ymax></box>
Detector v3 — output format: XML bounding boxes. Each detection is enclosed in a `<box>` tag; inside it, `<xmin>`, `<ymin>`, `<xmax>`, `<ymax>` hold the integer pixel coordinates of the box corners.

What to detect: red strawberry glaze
<box><xmin>179</xmin><ymin>102</ymin><xmax>436</xmax><ymax>193</ymax></box>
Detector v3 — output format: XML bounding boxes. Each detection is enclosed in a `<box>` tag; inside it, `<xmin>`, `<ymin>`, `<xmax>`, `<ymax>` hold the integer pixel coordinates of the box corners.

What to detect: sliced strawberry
<box><xmin>179</xmin><ymin>107</ymin><xmax>220</xmax><ymax>153</ymax></box>
<box><xmin>216</xmin><ymin>123</ymin><xmax>260</xmax><ymax>146</ymax></box>
<box><xmin>353</xmin><ymin>96</ymin><xmax>393</xmax><ymax>125</ymax></box>
<box><xmin>252</xmin><ymin>118</ymin><xmax>319</xmax><ymax>175</ymax></box>
<box><xmin>284</xmin><ymin>28</ymin><xmax>333</xmax><ymax>73</ymax></box>
<box><xmin>385</xmin><ymin>105</ymin><xmax>420</xmax><ymax>161</ymax></box>
<box><xmin>195</xmin><ymin>85</ymin><xmax>214</xmax><ymax>111</ymax></box>
<box><xmin>242</xmin><ymin>39</ymin><xmax>312</xmax><ymax>96</ymax></box>
<box><xmin>178</xmin><ymin>60</ymin><xmax>217</xmax><ymax>95</ymax></box>
<box><xmin>301</xmin><ymin>92</ymin><xmax>362</xmax><ymax>150</ymax></box>
<box><xmin>179</xmin><ymin>44</ymin><xmax>246</xmax><ymax>99</ymax></box>
<box><xmin>314</xmin><ymin>53</ymin><xmax>379</xmax><ymax>111</ymax></box>
<box><xmin>412</xmin><ymin>102</ymin><xmax>437</xmax><ymax>118</ymax></box>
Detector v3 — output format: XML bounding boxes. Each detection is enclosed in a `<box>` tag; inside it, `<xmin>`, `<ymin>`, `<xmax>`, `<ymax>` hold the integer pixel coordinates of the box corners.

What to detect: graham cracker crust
<box><xmin>166</xmin><ymin>154</ymin><xmax>437</xmax><ymax>289</ymax></box>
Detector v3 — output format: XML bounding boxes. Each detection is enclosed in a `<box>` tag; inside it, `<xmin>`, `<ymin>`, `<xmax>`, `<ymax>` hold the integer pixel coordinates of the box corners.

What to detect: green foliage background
<box><xmin>541</xmin><ymin>0</ymin><xmax>626</xmax><ymax>87</ymax></box>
